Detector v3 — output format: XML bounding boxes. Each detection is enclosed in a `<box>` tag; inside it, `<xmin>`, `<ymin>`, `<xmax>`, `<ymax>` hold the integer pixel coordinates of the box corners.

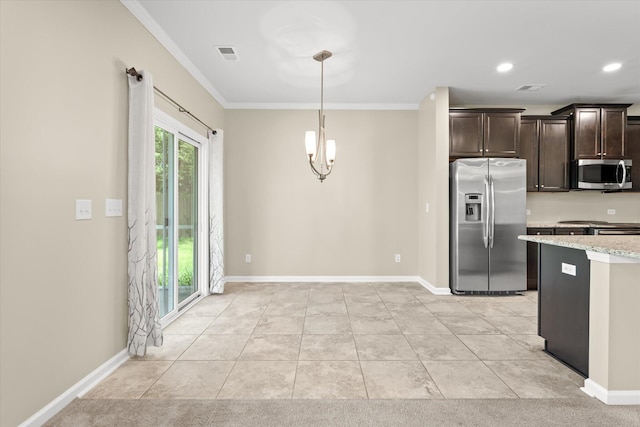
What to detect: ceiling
<box><xmin>126</xmin><ymin>0</ymin><xmax>640</xmax><ymax>109</ymax></box>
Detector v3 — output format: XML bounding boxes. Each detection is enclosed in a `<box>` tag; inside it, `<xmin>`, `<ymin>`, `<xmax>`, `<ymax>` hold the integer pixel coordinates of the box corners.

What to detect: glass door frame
<box><xmin>154</xmin><ymin>108</ymin><xmax>209</xmax><ymax>326</ymax></box>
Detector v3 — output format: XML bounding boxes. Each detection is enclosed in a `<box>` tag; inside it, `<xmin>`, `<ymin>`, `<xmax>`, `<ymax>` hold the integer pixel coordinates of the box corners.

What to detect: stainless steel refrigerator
<box><xmin>449</xmin><ymin>158</ymin><xmax>526</xmax><ymax>294</ymax></box>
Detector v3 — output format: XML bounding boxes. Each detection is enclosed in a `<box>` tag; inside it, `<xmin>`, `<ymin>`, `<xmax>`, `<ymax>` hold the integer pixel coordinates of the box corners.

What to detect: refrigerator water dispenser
<box><xmin>464</xmin><ymin>193</ymin><xmax>482</xmax><ymax>222</ymax></box>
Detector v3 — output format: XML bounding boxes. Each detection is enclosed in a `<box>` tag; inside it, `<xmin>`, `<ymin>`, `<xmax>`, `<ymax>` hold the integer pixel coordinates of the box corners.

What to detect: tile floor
<box><xmin>84</xmin><ymin>282</ymin><xmax>587</xmax><ymax>401</ymax></box>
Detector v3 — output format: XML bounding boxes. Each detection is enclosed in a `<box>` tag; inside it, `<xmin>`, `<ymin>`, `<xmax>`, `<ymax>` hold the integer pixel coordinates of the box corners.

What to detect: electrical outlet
<box><xmin>245</xmin><ymin>254</ymin><xmax>252</xmax><ymax>263</ymax></box>
<box><xmin>425</xmin><ymin>203</ymin><xmax>430</xmax><ymax>213</ymax></box>
<box><xmin>526</xmin><ymin>209</ymin><xmax>531</xmax><ymax>216</ymax></box>
<box><xmin>607</xmin><ymin>209</ymin><xmax>616</xmax><ymax>215</ymax></box>
<box><xmin>561</xmin><ymin>262</ymin><xmax>576</xmax><ymax>276</ymax></box>
<box><xmin>75</xmin><ymin>199</ymin><xmax>92</xmax><ymax>220</ymax></box>
<box><xmin>395</xmin><ymin>254</ymin><xmax>401</xmax><ymax>263</ymax></box>
<box><xmin>105</xmin><ymin>199</ymin><xmax>123</xmax><ymax>217</ymax></box>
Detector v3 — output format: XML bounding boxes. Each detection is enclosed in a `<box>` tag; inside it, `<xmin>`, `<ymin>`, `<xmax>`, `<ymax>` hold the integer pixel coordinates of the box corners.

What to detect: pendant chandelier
<box><xmin>305</xmin><ymin>50</ymin><xmax>336</xmax><ymax>183</ymax></box>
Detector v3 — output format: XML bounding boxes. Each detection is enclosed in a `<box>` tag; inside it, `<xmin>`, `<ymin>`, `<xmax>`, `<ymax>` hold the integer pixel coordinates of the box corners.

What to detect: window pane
<box><xmin>177</xmin><ymin>139</ymin><xmax>198</xmax><ymax>304</ymax></box>
<box><xmin>155</xmin><ymin>126</ymin><xmax>174</xmax><ymax>318</ymax></box>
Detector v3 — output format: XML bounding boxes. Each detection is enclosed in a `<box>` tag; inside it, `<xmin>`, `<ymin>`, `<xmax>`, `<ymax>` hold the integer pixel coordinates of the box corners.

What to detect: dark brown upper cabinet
<box><xmin>551</xmin><ymin>104</ymin><xmax>631</xmax><ymax>160</ymax></box>
<box><xmin>626</xmin><ymin>116</ymin><xmax>640</xmax><ymax>192</ymax></box>
<box><xmin>520</xmin><ymin>116</ymin><xmax>569</xmax><ymax>192</ymax></box>
<box><xmin>449</xmin><ymin>109</ymin><xmax>524</xmax><ymax>158</ymax></box>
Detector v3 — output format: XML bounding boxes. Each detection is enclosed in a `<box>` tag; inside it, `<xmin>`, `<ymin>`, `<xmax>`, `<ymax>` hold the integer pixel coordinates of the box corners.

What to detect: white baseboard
<box><xmin>223</xmin><ymin>275</ymin><xmax>453</xmax><ymax>296</ymax></box>
<box><xmin>416</xmin><ymin>277</ymin><xmax>452</xmax><ymax>295</ymax></box>
<box><xmin>224</xmin><ymin>275</ymin><xmax>421</xmax><ymax>283</ymax></box>
<box><xmin>20</xmin><ymin>348</ymin><xmax>129</xmax><ymax>427</ymax></box>
<box><xmin>581</xmin><ymin>378</ymin><xmax>640</xmax><ymax>405</ymax></box>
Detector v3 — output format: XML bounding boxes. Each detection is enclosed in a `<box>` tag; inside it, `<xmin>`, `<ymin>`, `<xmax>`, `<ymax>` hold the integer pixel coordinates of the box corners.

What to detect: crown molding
<box><xmin>120</xmin><ymin>0</ymin><xmax>229</xmax><ymax>108</ymax></box>
<box><xmin>225</xmin><ymin>102</ymin><xmax>420</xmax><ymax>111</ymax></box>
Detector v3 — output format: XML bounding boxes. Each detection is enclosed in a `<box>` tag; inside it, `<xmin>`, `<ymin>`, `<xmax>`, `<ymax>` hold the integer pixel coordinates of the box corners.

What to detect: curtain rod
<box><xmin>126</xmin><ymin>67</ymin><xmax>217</xmax><ymax>135</ymax></box>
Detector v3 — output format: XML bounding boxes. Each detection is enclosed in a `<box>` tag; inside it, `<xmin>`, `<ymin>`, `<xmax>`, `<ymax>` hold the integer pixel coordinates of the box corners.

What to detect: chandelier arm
<box><xmin>308</xmin><ymin>155</ymin><xmax>330</xmax><ymax>182</ymax></box>
<box><xmin>308</xmin><ymin>155</ymin><xmax>322</xmax><ymax>177</ymax></box>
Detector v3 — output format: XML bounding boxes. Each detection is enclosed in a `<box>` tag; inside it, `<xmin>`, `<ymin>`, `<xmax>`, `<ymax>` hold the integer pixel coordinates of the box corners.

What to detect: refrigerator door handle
<box><xmin>483</xmin><ymin>175</ymin><xmax>489</xmax><ymax>248</ymax></box>
<box><xmin>489</xmin><ymin>175</ymin><xmax>496</xmax><ymax>248</ymax></box>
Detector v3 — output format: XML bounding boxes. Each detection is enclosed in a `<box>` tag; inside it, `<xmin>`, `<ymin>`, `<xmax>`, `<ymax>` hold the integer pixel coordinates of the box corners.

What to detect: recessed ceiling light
<box><xmin>497</xmin><ymin>62</ymin><xmax>513</xmax><ymax>72</ymax></box>
<box><xmin>603</xmin><ymin>62</ymin><xmax>621</xmax><ymax>72</ymax></box>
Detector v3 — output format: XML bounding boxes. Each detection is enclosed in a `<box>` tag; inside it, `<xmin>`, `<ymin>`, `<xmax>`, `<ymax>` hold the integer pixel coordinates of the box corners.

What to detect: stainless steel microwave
<box><xmin>570</xmin><ymin>159</ymin><xmax>632</xmax><ymax>190</ymax></box>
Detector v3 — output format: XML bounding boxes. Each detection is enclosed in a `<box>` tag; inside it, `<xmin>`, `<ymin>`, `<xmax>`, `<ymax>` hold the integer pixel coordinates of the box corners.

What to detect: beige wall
<box><xmin>527</xmin><ymin>192</ymin><xmax>640</xmax><ymax>222</ymax></box>
<box><xmin>0</xmin><ymin>1</ymin><xmax>223</xmax><ymax>425</ymax></box>
<box><xmin>418</xmin><ymin>88</ymin><xmax>450</xmax><ymax>289</ymax></box>
<box><xmin>224</xmin><ymin>109</ymin><xmax>418</xmax><ymax>276</ymax></box>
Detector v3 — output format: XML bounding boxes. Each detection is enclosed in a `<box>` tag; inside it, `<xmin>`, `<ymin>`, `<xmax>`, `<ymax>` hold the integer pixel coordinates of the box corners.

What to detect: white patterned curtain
<box><xmin>127</xmin><ymin>70</ymin><xmax>162</xmax><ymax>355</ymax></box>
<box><xmin>209</xmin><ymin>129</ymin><xmax>225</xmax><ymax>294</ymax></box>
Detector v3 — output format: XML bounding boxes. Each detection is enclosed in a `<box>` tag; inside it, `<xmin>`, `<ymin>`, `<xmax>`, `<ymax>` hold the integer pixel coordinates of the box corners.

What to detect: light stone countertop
<box><xmin>518</xmin><ymin>235</ymin><xmax>640</xmax><ymax>260</ymax></box>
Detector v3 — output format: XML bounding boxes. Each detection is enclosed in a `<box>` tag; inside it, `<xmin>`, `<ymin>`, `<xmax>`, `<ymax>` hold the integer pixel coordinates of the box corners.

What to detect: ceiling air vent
<box><xmin>216</xmin><ymin>46</ymin><xmax>239</xmax><ymax>61</ymax></box>
<box><xmin>515</xmin><ymin>84</ymin><xmax>545</xmax><ymax>92</ymax></box>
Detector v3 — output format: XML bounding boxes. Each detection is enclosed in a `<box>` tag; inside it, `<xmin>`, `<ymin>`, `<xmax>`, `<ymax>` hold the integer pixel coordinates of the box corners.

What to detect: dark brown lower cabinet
<box><xmin>526</xmin><ymin>228</ymin><xmax>553</xmax><ymax>290</ymax></box>
<box><xmin>526</xmin><ymin>227</ymin><xmax>588</xmax><ymax>290</ymax></box>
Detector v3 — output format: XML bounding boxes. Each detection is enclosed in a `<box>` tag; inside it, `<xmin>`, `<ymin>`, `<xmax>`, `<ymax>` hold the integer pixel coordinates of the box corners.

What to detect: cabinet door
<box><xmin>539</xmin><ymin>119</ymin><xmax>569</xmax><ymax>191</ymax></box>
<box><xmin>573</xmin><ymin>108</ymin><xmax>601</xmax><ymax>159</ymax></box>
<box><xmin>626</xmin><ymin>118</ymin><xmax>640</xmax><ymax>192</ymax></box>
<box><xmin>520</xmin><ymin>119</ymin><xmax>539</xmax><ymax>191</ymax></box>
<box><xmin>526</xmin><ymin>228</ymin><xmax>553</xmax><ymax>290</ymax></box>
<box><xmin>449</xmin><ymin>112</ymin><xmax>483</xmax><ymax>157</ymax></box>
<box><xmin>484</xmin><ymin>112</ymin><xmax>521</xmax><ymax>157</ymax></box>
<box><xmin>601</xmin><ymin>107</ymin><xmax>627</xmax><ymax>158</ymax></box>
<box><xmin>554</xmin><ymin>227</ymin><xmax>588</xmax><ymax>235</ymax></box>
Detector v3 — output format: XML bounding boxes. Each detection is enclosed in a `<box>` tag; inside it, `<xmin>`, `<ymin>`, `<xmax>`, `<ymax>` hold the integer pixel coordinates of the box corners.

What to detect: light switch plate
<box><xmin>245</xmin><ymin>254</ymin><xmax>252</xmax><ymax>263</ymax></box>
<box><xmin>106</xmin><ymin>199</ymin><xmax>123</xmax><ymax>217</ymax></box>
<box><xmin>526</xmin><ymin>209</ymin><xmax>531</xmax><ymax>216</ymax></box>
<box><xmin>561</xmin><ymin>262</ymin><xmax>576</xmax><ymax>276</ymax></box>
<box><xmin>607</xmin><ymin>209</ymin><xmax>616</xmax><ymax>215</ymax></box>
<box><xmin>75</xmin><ymin>199</ymin><xmax>92</xmax><ymax>220</ymax></box>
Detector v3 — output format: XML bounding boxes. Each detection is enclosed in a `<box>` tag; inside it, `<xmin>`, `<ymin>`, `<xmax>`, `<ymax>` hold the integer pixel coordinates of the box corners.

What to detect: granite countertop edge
<box><xmin>518</xmin><ymin>235</ymin><xmax>640</xmax><ymax>260</ymax></box>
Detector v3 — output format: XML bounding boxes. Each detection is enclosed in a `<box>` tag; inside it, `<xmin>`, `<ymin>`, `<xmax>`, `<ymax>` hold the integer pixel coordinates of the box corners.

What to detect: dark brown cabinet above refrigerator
<box><xmin>520</xmin><ymin>116</ymin><xmax>569</xmax><ymax>192</ymax></box>
<box><xmin>626</xmin><ymin>116</ymin><xmax>640</xmax><ymax>192</ymax></box>
<box><xmin>551</xmin><ymin>104</ymin><xmax>631</xmax><ymax>160</ymax></box>
<box><xmin>449</xmin><ymin>109</ymin><xmax>524</xmax><ymax>158</ymax></box>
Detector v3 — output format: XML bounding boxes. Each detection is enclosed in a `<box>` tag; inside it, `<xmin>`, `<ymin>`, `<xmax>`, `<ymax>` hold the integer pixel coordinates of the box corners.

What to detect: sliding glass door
<box><xmin>155</xmin><ymin>113</ymin><xmax>204</xmax><ymax>320</ymax></box>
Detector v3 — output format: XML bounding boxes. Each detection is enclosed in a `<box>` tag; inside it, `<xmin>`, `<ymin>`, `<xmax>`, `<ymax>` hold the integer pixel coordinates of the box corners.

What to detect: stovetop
<box><xmin>558</xmin><ymin>220</ymin><xmax>640</xmax><ymax>229</ymax></box>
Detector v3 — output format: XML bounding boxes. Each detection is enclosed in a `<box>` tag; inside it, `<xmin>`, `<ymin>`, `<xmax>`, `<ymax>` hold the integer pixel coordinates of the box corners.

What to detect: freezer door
<box><xmin>488</xmin><ymin>158</ymin><xmax>527</xmax><ymax>292</ymax></box>
<box><xmin>450</xmin><ymin>158</ymin><xmax>489</xmax><ymax>292</ymax></box>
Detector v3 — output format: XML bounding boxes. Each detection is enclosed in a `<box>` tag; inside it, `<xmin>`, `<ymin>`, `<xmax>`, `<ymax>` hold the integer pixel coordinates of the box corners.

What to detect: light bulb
<box><xmin>305</xmin><ymin>131</ymin><xmax>316</xmax><ymax>159</ymax></box>
<box><xmin>326</xmin><ymin>139</ymin><xmax>336</xmax><ymax>163</ymax></box>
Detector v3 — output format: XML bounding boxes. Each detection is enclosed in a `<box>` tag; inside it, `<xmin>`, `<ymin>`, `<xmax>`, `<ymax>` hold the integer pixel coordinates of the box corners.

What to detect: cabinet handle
<box><xmin>541</xmin><ymin>185</ymin><xmax>545</xmax><ymax>188</ymax></box>
<box><xmin>479</xmin><ymin>149</ymin><xmax>483</xmax><ymax>152</ymax></box>
<box><xmin>485</xmin><ymin>148</ymin><xmax>488</xmax><ymax>152</ymax></box>
<box><xmin>603</xmin><ymin>152</ymin><xmax>607</xmax><ymax>156</ymax></box>
<box><xmin>597</xmin><ymin>152</ymin><xmax>601</xmax><ymax>156</ymax></box>
<box><xmin>534</xmin><ymin>184</ymin><xmax>538</xmax><ymax>188</ymax></box>
<box><xmin>570</xmin><ymin>232</ymin><xmax>575</xmax><ymax>235</ymax></box>
<box><xmin>536</xmin><ymin>232</ymin><xmax>541</xmax><ymax>235</ymax></box>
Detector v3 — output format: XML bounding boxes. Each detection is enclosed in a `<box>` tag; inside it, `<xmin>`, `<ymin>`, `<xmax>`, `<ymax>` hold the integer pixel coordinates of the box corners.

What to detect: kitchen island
<box><xmin>519</xmin><ymin>234</ymin><xmax>640</xmax><ymax>405</ymax></box>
